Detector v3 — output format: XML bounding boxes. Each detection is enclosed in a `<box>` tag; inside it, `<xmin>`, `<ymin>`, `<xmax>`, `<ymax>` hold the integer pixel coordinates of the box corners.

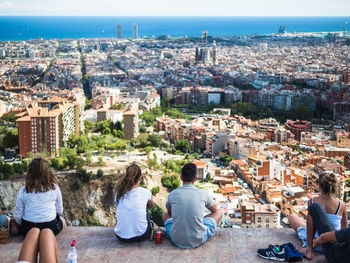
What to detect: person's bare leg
<box><xmin>39</xmin><ymin>229</ymin><xmax>58</xmax><ymax>263</ymax></box>
<box><xmin>162</xmin><ymin>211</ymin><xmax>171</xmax><ymax>223</ymax></box>
<box><xmin>297</xmin><ymin>213</ymin><xmax>314</xmax><ymax>260</ymax></box>
<box><xmin>205</xmin><ymin>209</ymin><xmax>223</xmax><ymax>225</ymax></box>
<box><xmin>18</xmin><ymin>228</ymin><xmax>40</xmax><ymax>263</ymax></box>
<box><xmin>288</xmin><ymin>214</ymin><xmax>306</xmax><ymax>232</ymax></box>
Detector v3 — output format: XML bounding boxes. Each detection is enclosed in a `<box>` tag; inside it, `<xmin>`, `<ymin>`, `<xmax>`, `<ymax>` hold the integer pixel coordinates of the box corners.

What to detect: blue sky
<box><xmin>0</xmin><ymin>0</ymin><xmax>349</xmax><ymax>16</ymax></box>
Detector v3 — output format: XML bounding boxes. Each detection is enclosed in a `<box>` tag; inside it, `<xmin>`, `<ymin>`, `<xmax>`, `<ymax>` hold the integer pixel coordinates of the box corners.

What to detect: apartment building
<box><xmin>17</xmin><ymin>98</ymin><xmax>83</xmax><ymax>157</ymax></box>
<box><xmin>336</xmin><ymin>132</ymin><xmax>350</xmax><ymax>148</ymax></box>
<box><xmin>123</xmin><ymin>102</ymin><xmax>139</xmax><ymax>140</ymax></box>
<box><xmin>240</xmin><ymin>200</ymin><xmax>280</xmax><ymax>228</ymax></box>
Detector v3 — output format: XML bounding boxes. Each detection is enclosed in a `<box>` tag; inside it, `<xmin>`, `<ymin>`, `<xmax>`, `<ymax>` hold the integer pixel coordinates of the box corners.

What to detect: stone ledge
<box><xmin>0</xmin><ymin>227</ymin><xmax>326</xmax><ymax>263</ymax></box>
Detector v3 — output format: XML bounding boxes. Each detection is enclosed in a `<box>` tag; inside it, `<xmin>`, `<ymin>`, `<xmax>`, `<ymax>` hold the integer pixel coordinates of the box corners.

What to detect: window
<box><xmin>257</xmin><ymin>224</ymin><xmax>262</xmax><ymax>228</ymax></box>
<box><xmin>266</xmin><ymin>224</ymin><xmax>270</xmax><ymax>228</ymax></box>
<box><xmin>265</xmin><ymin>218</ymin><xmax>270</xmax><ymax>223</ymax></box>
<box><xmin>273</xmin><ymin>217</ymin><xmax>278</xmax><ymax>221</ymax></box>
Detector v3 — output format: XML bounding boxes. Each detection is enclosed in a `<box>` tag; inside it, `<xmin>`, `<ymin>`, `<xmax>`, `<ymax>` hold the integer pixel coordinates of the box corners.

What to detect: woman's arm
<box><xmin>340</xmin><ymin>202</ymin><xmax>348</xmax><ymax>230</ymax></box>
<box><xmin>14</xmin><ymin>187</ymin><xmax>25</xmax><ymax>225</ymax></box>
<box><xmin>55</xmin><ymin>186</ymin><xmax>63</xmax><ymax>215</ymax></box>
<box><xmin>147</xmin><ymin>197</ymin><xmax>154</xmax><ymax>209</ymax></box>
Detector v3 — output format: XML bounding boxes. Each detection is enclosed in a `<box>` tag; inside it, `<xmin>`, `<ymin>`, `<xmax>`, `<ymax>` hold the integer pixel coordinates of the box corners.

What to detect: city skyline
<box><xmin>0</xmin><ymin>0</ymin><xmax>349</xmax><ymax>16</ymax></box>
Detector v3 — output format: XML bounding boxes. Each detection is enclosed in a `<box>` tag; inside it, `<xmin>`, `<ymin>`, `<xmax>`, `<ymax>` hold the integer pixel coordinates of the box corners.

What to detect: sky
<box><xmin>0</xmin><ymin>0</ymin><xmax>349</xmax><ymax>16</ymax></box>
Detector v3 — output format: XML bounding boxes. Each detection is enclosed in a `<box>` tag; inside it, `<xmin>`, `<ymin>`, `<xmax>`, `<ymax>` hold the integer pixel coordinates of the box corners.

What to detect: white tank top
<box><xmin>312</xmin><ymin>198</ymin><xmax>342</xmax><ymax>236</ymax></box>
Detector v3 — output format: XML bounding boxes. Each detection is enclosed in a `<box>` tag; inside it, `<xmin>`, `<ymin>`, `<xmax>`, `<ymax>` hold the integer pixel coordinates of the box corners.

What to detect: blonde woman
<box><xmin>288</xmin><ymin>172</ymin><xmax>348</xmax><ymax>260</ymax></box>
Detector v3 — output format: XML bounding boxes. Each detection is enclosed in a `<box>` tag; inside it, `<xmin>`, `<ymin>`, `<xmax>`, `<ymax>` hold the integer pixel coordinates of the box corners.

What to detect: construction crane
<box><xmin>201</xmin><ymin>30</ymin><xmax>208</xmax><ymax>48</ymax></box>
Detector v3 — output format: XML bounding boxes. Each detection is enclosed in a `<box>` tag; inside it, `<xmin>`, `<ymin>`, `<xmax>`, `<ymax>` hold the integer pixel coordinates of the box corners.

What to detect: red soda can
<box><xmin>155</xmin><ymin>230</ymin><xmax>162</xmax><ymax>244</ymax></box>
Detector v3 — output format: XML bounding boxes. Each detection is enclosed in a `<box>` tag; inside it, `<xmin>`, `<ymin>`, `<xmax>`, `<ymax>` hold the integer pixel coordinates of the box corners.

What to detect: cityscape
<box><xmin>0</xmin><ymin>1</ymin><xmax>350</xmax><ymax>261</ymax></box>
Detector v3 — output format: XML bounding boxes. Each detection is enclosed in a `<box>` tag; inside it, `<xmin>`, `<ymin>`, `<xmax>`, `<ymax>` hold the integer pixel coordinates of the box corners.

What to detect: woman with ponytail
<box><xmin>114</xmin><ymin>164</ymin><xmax>154</xmax><ymax>242</ymax></box>
<box><xmin>288</xmin><ymin>171</ymin><xmax>348</xmax><ymax>260</ymax></box>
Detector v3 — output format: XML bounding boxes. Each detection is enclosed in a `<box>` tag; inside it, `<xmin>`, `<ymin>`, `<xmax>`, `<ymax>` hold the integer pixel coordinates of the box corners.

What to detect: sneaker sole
<box><xmin>258</xmin><ymin>253</ymin><xmax>285</xmax><ymax>262</ymax></box>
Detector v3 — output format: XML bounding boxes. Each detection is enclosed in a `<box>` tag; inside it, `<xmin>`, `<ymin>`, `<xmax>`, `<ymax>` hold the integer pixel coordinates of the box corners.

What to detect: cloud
<box><xmin>0</xmin><ymin>1</ymin><xmax>19</xmax><ymax>9</ymax></box>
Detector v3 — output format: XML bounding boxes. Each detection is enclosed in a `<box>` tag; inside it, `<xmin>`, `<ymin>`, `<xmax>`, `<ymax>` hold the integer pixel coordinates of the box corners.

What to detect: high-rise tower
<box><xmin>117</xmin><ymin>24</ymin><xmax>122</xmax><ymax>39</ymax></box>
<box><xmin>133</xmin><ymin>23</ymin><xmax>138</xmax><ymax>39</ymax></box>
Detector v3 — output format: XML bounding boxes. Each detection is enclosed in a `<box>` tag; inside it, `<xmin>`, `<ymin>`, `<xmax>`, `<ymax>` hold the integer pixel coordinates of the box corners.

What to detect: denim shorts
<box><xmin>165</xmin><ymin>217</ymin><xmax>216</xmax><ymax>246</ymax></box>
<box><xmin>297</xmin><ymin>226</ymin><xmax>323</xmax><ymax>253</ymax></box>
<box><xmin>0</xmin><ymin>215</ymin><xmax>9</xmax><ymax>228</ymax></box>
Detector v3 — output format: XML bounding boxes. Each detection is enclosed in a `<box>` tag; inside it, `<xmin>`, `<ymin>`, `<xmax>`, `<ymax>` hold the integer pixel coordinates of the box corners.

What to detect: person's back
<box><xmin>13</xmin><ymin>158</ymin><xmax>65</xmax><ymax>238</ymax></box>
<box><xmin>166</xmin><ymin>184</ymin><xmax>213</xmax><ymax>248</ymax></box>
<box><xmin>294</xmin><ymin>171</ymin><xmax>348</xmax><ymax>260</ymax></box>
<box><xmin>114</xmin><ymin>164</ymin><xmax>154</xmax><ymax>242</ymax></box>
<box><xmin>114</xmin><ymin>187</ymin><xmax>151</xmax><ymax>239</ymax></box>
<box><xmin>312</xmin><ymin>195</ymin><xmax>344</xmax><ymax>234</ymax></box>
<box><xmin>163</xmin><ymin>163</ymin><xmax>223</xmax><ymax>249</ymax></box>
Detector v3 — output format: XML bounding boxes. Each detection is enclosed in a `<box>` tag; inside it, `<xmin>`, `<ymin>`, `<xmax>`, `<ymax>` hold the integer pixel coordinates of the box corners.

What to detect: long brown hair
<box><xmin>115</xmin><ymin>164</ymin><xmax>141</xmax><ymax>205</ymax></box>
<box><xmin>25</xmin><ymin>158</ymin><xmax>57</xmax><ymax>193</ymax></box>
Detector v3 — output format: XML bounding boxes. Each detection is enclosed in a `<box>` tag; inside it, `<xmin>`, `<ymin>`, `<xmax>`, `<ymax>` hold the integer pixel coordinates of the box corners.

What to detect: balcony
<box><xmin>0</xmin><ymin>227</ymin><xmax>326</xmax><ymax>262</ymax></box>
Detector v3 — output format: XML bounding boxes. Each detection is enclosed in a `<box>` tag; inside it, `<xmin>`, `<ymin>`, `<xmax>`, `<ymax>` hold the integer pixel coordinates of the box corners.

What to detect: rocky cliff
<box><xmin>0</xmin><ymin>172</ymin><xmax>123</xmax><ymax>227</ymax></box>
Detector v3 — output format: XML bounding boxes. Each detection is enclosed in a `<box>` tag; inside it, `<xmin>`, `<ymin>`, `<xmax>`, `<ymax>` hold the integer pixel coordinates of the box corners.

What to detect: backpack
<box><xmin>282</xmin><ymin>242</ymin><xmax>304</xmax><ymax>262</ymax></box>
<box><xmin>0</xmin><ymin>223</ymin><xmax>11</xmax><ymax>244</ymax></box>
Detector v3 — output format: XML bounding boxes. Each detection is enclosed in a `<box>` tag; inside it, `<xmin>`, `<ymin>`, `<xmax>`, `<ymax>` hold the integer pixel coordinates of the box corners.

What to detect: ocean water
<box><xmin>0</xmin><ymin>16</ymin><xmax>349</xmax><ymax>41</ymax></box>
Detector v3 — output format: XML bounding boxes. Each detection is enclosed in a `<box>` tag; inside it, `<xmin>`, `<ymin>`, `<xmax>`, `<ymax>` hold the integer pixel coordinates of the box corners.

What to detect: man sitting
<box><xmin>162</xmin><ymin>163</ymin><xmax>223</xmax><ymax>249</ymax></box>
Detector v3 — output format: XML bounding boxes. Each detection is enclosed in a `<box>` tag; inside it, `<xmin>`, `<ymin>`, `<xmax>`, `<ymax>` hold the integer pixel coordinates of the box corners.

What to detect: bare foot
<box><xmin>296</xmin><ymin>246</ymin><xmax>313</xmax><ymax>260</ymax></box>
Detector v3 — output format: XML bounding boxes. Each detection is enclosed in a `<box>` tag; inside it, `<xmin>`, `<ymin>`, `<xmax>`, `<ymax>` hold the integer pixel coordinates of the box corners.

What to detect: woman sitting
<box><xmin>288</xmin><ymin>171</ymin><xmax>348</xmax><ymax>260</ymax></box>
<box><xmin>114</xmin><ymin>163</ymin><xmax>154</xmax><ymax>242</ymax></box>
<box><xmin>14</xmin><ymin>157</ymin><xmax>66</xmax><ymax>238</ymax></box>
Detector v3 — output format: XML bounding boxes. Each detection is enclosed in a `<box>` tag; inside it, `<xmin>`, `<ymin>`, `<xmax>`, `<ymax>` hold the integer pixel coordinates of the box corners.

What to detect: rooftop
<box><xmin>0</xmin><ymin>227</ymin><xmax>326</xmax><ymax>263</ymax></box>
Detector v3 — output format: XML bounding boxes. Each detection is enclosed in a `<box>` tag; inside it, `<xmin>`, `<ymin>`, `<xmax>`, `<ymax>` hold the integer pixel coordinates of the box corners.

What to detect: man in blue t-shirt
<box><xmin>162</xmin><ymin>163</ymin><xmax>223</xmax><ymax>249</ymax></box>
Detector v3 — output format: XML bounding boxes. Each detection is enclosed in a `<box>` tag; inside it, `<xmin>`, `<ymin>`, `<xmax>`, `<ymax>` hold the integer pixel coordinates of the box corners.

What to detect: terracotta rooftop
<box><xmin>0</xmin><ymin>227</ymin><xmax>326</xmax><ymax>263</ymax></box>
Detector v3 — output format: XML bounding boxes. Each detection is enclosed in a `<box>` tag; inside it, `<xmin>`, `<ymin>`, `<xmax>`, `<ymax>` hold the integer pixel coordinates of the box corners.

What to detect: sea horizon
<box><xmin>0</xmin><ymin>16</ymin><xmax>349</xmax><ymax>41</ymax></box>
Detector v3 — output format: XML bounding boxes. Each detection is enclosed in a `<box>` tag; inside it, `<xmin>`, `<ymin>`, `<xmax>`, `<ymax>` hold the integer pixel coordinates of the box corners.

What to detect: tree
<box><xmin>161</xmin><ymin>175</ymin><xmax>181</xmax><ymax>191</ymax></box>
<box><xmin>113</xmin><ymin>129</ymin><xmax>124</xmax><ymax>139</ymax></box>
<box><xmin>139</xmin><ymin>125</ymin><xmax>147</xmax><ymax>133</ymax></box>
<box><xmin>60</xmin><ymin>148</ymin><xmax>80</xmax><ymax>169</ymax></box>
<box><xmin>72</xmin><ymin>178</ymin><xmax>83</xmax><ymax>190</ymax></box>
<box><xmin>220</xmin><ymin>155</ymin><xmax>233</xmax><ymax>165</ymax></box>
<box><xmin>192</xmin><ymin>153</ymin><xmax>199</xmax><ymax>160</ymax></box>
<box><xmin>144</xmin><ymin>146</ymin><xmax>152</xmax><ymax>155</ymax></box>
<box><xmin>84</xmin><ymin>120</ymin><xmax>94</xmax><ymax>132</ymax></box>
<box><xmin>96</xmin><ymin>169</ymin><xmax>104</xmax><ymax>179</ymax></box>
<box><xmin>148</xmin><ymin>134</ymin><xmax>162</xmax><ymax>147</ymax></box>
<box><xmin>175</xmin><ymin>139</ymin><xmax>191</xmax><ymax>153</ymax></box>
<box><xmin>135</xmin><ymin>134</ymin><xmax>149</xmax><ymax>148</ymax></box>
<box><xmin>68</xmin><ymin>134</ymin><xmax>89</xmax><ymax>154</ymax></box>
<box><xmin>295</xmin><ymin>106</ymin><xmax>313</xmax><ymax>121</ymax></box>
<box><xmin>2</xmin><ymin>129</ymin><xmax>18</xmax><ymax>149</ymax></box>
<box><xmin>149</xmin><ymin>203</ymin><xmax>164</xmax><ymax>227</ymax></box>
<box><xmin>76</xmin><ymin>167</ymin><xmax>94</xmax><ymax>183</ymax></box>
<box><xmin>50</xmin><ymin>157</ymin><xmax>65</xmax><ymax>170</ymax></box>
<box><xmin>151</xmin><ymin>186</ymin><xmax>160</xmax><ymax>196</ymax></box>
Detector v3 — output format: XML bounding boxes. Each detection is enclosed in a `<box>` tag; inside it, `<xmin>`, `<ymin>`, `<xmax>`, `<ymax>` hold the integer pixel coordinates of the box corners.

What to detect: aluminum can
<box><xmin>155</xmin><ymin>230</ymin><xmax>162</xmax><ymax>244</ymax></box>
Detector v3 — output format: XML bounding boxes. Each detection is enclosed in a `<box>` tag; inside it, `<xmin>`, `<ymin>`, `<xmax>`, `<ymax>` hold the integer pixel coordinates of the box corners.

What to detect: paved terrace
<box><xmin>1</xmin><ymin>227</ymin><xmax>326</xmax><ymax>263</ymax></box>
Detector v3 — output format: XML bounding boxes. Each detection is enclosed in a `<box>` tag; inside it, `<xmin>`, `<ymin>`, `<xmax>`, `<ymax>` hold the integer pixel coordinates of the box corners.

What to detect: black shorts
<box><xmin>115</xmin><ymin>221</ymin><xmax>151</xmax><ymax>242</ymax></box>
<box><xmin>20</xmin><ymin>214</ymin><xmax>63</xmax><ymax>238</ymax></box>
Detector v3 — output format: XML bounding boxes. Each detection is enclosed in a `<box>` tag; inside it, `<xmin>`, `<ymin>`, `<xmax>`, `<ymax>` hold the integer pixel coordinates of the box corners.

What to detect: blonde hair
<box><xmin>317</xmin><ymin>171</ymin><xmax>337</xmax><ymax>196</ymax></box>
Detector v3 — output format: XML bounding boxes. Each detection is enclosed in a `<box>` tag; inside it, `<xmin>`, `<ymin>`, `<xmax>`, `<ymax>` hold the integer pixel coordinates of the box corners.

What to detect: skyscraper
<box><xmin>117</xmin><ymin>24</ymin><xmax>122</xmax><ymax>39</ymax></box>
<box><xmin>133</xmin><ymin>23</ymin><xmax>138</xmax><ymax>39</ymax></box>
